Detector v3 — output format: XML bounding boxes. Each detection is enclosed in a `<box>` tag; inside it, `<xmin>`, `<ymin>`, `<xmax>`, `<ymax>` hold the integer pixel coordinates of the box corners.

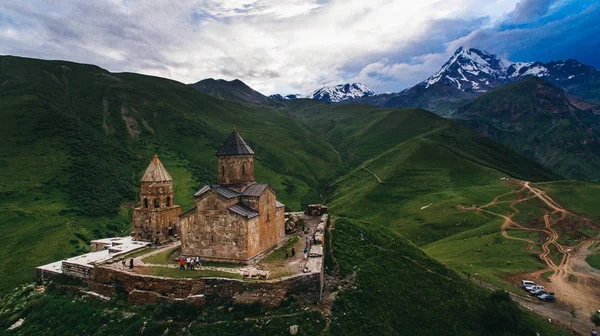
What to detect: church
<box><xmin>132</xmin><ymin>128</ymin><xmax>286</xmax><ymax>263</ymax></box>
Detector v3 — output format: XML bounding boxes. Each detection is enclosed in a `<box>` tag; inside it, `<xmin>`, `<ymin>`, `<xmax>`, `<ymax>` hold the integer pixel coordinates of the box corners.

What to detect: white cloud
<box><xmin>0</xmin><ymin>0</ymin><xmax>543</xmax><ymax>94</ymax></box>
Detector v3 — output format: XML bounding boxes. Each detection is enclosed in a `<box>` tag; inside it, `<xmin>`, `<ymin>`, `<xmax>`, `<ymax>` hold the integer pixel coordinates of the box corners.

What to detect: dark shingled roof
<box><xmin>228</xmin><ymin>203</ymin><xmax>259</xmax><ymax>219</ymax></box>
<box><xmin>241</xmin><ymin>184</ymin><xmax>269</xmax><ymax>197</ymax></box>
<box><xmin>217</xmin><ymin>129</ymin><xmax>255</xmax><ymax>156</ymax></box>
<box><xmin>194</xmin><ymin>185</ymin><xmax>240</xmax><ymax>199</ymax></box>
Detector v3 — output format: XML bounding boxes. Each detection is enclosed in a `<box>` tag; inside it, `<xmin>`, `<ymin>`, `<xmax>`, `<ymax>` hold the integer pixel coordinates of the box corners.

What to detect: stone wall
<box><xmin>180</xmin><ymin>192</ymin><xmax>251</xmax><ymax>262</ymax></box>
<box><xmin>132</xmin><ymin>206</ymin><xmax>182</xmax><ymax>242</ymax></box>
<box><xmin>63</xmin><ymin>262</ymin><xmax>94</xmax><ymax>279</ymax></box>
<box><xmin>91</xmin><ymin>266</ymin><xmax>322</xmax><ymax>307</ymax></box>
<box><xmin>217</xmin><ymin>155</ymin><xmax>254</xmax><ymax>185</ymax></box>
<box><xmin>247</xmin><ymin>189</ymin><xmax>285</xmax><ymax>259</ymax></box>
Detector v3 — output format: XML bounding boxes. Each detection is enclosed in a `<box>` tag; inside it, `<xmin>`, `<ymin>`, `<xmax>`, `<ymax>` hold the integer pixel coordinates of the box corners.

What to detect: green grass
<box><xmin>261</xmin><ymin>235</ymin><xmax>299</xmax><ymax>264</ymax></box>
<box><xmin>425</xmin><ymin>218</ymin><xmax>546</xmax><ymax>291</ymax></box>
<box><xmin>143</xmin><ymin>266</ymin><xmax>242</xmax><ymax>279</ymax></box>
<box><xmin>586</xmin><ymin>252</ymin><xmax>600</xmax><ymax>271</ymax></box>
<box><xmin>327</xmin><ymin>217</ymin><xmax>569</xmax><ymax>336</ymax></box>
<box><xmin>0</xmin><ymin>285</ymin><xmax>325</xmax><ymax>335</ymax></box>
<box><xmin>535</xmin><ymin>180</ymin><xmax>600</xmax><ymax>223</ymax></box>
<box><xmin>0</xmin><ymin>55</ymin><xmax>344</xmax><ymax>292</ymax></box>
<box><xmin>141</xmin><ymin>247</ymin><xmax>180</xmax><ymax>265</ymax></box>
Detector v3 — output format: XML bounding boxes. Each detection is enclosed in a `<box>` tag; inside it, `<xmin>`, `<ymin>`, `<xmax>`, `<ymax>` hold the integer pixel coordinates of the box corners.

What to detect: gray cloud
<box><xmin>0</xmin><ymin>0</ymin><xmax>597</xmax><ymax>95</ymax></box>
<box><xmin>511</xmin><ymin>0</ymin><xmax>554</xmax><ymax>24</ymax></box>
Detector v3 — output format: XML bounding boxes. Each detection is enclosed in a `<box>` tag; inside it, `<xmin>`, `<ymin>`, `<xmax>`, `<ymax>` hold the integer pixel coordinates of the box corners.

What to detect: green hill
<box><xmin>0</xmin><ymin>56</ymin><xmax>577</xmax><ymax>335</ymax></box>
<box><xmin>0</xmin><ymin>55</ymin><xmax>342</xmax><ymax>293</ymax></box>
<box><xmin>454</xmin><ymin>77</ymin><xmax>600</xmax><ymax>181</ymax></box>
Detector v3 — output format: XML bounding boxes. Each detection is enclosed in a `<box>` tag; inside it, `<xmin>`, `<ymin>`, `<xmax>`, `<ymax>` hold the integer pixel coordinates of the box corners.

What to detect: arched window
<box><xmin>154</xmin><ymin>198</ymin><xmax>160</xmax><ymax>208</ymax></box>
<box><xmin>242</xmin><ymin>163</ymin><xmax>246</xmax><ymax>175</ymax></box>
<box><xmin>143</xmin><ymin>198</ymin><xmax>149</xmax><ymax>208</ymax></box>
<box><xmin>166</xmin><ymin>196</ymin><xmax>171</xmax><ymax>207</ymax></box>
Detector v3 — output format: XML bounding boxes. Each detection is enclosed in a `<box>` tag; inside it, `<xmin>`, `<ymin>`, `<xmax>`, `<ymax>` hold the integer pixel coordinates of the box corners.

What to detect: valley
<box><xmin>1</xmin><ymin>55</ymin><xmax>599</xmax><ymax>335</ymax></box>
<box><xmin>455</xmin><ymin>180</ymin><xmax>600</xmax><ymax>334</ymax></box>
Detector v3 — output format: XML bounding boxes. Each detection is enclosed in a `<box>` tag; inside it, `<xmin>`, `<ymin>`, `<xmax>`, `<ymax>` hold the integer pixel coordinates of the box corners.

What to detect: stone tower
<box><xmin>132</xmin><ymin>155</ymin><xmax>182</xmax><ymax>243</ymax></box>
<box><xmin>216</xmin><ymin>128</ymin><xmax>255</xmax><ymax>190</ymax></box>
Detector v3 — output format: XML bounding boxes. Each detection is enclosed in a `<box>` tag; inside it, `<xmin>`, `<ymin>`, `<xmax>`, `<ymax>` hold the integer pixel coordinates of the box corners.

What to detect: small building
<box><xmin>305</xmin><ymin>204</ymin><xmax>328</xmax><ymax>216</ymax></box>
<box><xmin>179</xmin><ymin>128</ymin><xmax>286</xmax><ymax>263</ymax></box>
<box><xmin>131</xmin><ymin>155</ymin><xmax>182</xmax><ymax>243</ymax></box>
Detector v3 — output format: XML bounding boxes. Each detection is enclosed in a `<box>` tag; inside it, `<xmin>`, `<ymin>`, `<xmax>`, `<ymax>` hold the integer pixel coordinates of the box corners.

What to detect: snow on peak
<box><xmin>420</xmin><ymin>47</ymin><xmax>596</xmax><ymax>93</ymax></box>
<box><xmin>310</xmin><ymin>83</ymin><xmax>374</xmax><ymax>103</ymax></box>
<box><xmin>423</xmin><ymin>47</ymin><xmax>511</xmax><ymax>92</ymax></box>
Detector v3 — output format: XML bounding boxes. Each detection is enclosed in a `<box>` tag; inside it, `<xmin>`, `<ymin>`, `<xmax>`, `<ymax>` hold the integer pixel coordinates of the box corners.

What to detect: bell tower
<box><xmin>216</xmin><ymin>128</ymin><xmax>255</xmax><ymax>189</ymax></box>
<box><xmin>132</xmin><ymin>155</ymin><xmax>182</xmax><ymax>243</ymax></box>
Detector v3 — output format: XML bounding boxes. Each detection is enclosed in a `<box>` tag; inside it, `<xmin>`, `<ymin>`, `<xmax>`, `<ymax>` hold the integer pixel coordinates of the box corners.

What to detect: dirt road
<box><xmin>465</xmin><ymin>181</ymin><xmax>600</xmax><ymax>334</ymax></box>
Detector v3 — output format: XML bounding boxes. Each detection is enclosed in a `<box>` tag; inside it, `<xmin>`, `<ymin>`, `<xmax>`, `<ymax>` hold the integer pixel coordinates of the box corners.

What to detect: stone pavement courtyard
<box><xmin>102</xmin><ymin>213</ymin><xmax>326</xmax><ymax>282</ymax></box>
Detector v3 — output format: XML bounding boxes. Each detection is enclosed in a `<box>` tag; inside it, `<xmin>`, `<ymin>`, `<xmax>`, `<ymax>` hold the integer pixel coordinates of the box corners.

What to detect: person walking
<box><xmin>190</xmin><ymin>258</ymin><xmax>195</xmax><ymax>270</ymax></box>
<box><xmin>285</xmin><ymin>249</ymin><xmax>289</xmax><ymax>259</ymax></box>
<box><xmin>291</xmin><ymin>247</ymin><xmax>296</xmax><ymax>257</ymax></box>
<box><xmin>186</xmin><ymin>257</ymin><xmax>191</xmax><ymax>270</ymax></box>
<box><xmin>196</xmin><ymin>256</ymin><xmax>201</xmax><ymax>267</ymax></box>
<box><xmin>129</xmin><ymin>258</ymin><xmax>134</xmax><ymax>269</ymax></box>
<box><xmin>178</xmin><ymin>258</ymin><xmax>185</xmax><ymax>271</ymax></box>
<box><xmin>304</xmin><ymin>247</ymin><xmax>308</xmax><ymax>259</ymax></box>
<box><xmin>591</xmin><ymin>329</ymin><xmax>598</xmax><ymax>336</ymax></box>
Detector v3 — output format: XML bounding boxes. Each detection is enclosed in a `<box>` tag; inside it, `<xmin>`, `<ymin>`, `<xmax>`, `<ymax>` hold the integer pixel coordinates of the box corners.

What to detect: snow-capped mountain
<box><xmin>270</xmin><ymin>83</ymin><xmax>374</xmax><ymax>103</ymax></box>
<box><xmin>269</xmin><ymin>93</ymin><xmax>305</xmax><ymax>100</ymax></box>
<box><xmin>309</xmin><ymin>83</ymin><xmax>374</xmax><ymax>103</ymax></box>
<box><xmin>421</xmin><ymin>47</ymin><xmax>600</xmax><ymax>94</ymax></box>
<box><xmin>423</xmin><ymin>47</ymin><xmax>510</xmax><ymax>92</ymax></box>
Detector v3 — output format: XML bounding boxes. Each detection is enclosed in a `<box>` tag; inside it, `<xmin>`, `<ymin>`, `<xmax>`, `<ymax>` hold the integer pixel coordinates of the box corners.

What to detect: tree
<box><xmin>570</xmin><ymin>307</ymin><xmax>577</xmax><ymax>332</ymax></box>
<box><xmin>591</xmin><ymin>312</ymin><xmax>600</xmax><ymax>327</ymax></box>
<box><xmin>482</xmin><ymin>290</ymin><xmax>535</xmax><ymax>335</ymax></box>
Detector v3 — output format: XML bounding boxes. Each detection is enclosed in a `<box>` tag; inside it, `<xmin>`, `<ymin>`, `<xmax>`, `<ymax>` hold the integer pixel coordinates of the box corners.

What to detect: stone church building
<box><xmin>131</xmin><ymin>155</ymin><xmax>182</xmax><ymax>243</ymax></box>
<box><xmin>132</xmin><ymin>129</ymin><xmax>286</xmax><ymax>263</ymax></box>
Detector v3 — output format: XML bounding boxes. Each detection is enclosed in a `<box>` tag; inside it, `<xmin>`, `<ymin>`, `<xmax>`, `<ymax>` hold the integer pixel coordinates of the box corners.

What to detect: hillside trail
<box><xmin>465</xmin><ymin>180</ymin><xmax>600</xmax><ymax>331</ymax></box>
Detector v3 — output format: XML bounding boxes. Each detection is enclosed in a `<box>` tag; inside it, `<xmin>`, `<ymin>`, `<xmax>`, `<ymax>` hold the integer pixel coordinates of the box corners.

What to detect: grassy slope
<box><xmin>327</xmin><ymin>217</ymin><xmax>568</xmax><ymax>336</ymax></box>
<box><xmin>0</xmin><ymin>217</ymin><xmax>569</xmax><ymax>336</ymax></box>
<box><xmin>0</xmin><ymin>57</ymin><xmax>579</xmax><ymax>335</ymax></box>
<box><xmin>455</xmin><ymin>77</ymin><xmax>600</xmax><ymax>181</ymax></box>
<box><xmin>0</xmin><ymin>56</ymin><xmax>342</xmax><ymax>293</ymax></box>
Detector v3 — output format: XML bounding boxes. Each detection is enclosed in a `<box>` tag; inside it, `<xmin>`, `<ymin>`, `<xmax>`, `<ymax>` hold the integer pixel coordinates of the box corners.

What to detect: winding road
<box><xmin>465</xmin><ymin>181</ymin><xmax>600</xmax><ymax>333</ymax></box>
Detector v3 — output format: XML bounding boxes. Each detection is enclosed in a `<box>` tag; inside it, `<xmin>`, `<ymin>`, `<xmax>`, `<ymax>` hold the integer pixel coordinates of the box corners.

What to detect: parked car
<box><xmin>530</xmin><ymin>289</ymin><xmax>547</xmax><ymax>296</ymax></box>
<box><xmin>521</xmin><ymin>280</ymin><xmax>535</xmax><ymax>288</ymax></box>
<box><xmin>538</xmin><ymin>294</ymin><xmax>556</xmax><ymax>302</ymax></box>
<box><xmin>526</xmin><ymin>285</ymin><xmax>544</xmax><ymax>293</ymax></box>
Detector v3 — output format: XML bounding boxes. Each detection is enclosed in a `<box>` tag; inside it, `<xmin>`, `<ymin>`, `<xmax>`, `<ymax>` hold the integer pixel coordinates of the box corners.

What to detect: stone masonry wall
<box><xmin>132</xmin><ymin>206</ymin><xmax>181</xmax><ymax>242</ymax></box>
<box><xmin>247</xmin><ymin>189</ymin><xmax>285</xmax><ymax>259</ymax></box>
<box><xmin>217</xmin><ymin>155</ymin><xmax>254</xmax><ymax>185</ymax></box>
<box><xmin>92</xmin><ymin>266</ymin><xmax>322</xmax><ymax>307</ymax></box>
<box><xmin>180</xmin><ymin>192</ymin><xmax>251</xmax><ymax>261</ymax></box>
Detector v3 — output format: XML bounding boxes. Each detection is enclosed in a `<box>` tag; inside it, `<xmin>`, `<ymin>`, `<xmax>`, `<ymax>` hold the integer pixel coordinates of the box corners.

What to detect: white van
<box><xmin>526</xmin><ymin>285</ymin><xmax>544</xmax><ymax>292</ymax></box>
<box><xmin>521</xmin><ymin>280</ymin><xmax>535</xmax><ymax>288</ymax></box>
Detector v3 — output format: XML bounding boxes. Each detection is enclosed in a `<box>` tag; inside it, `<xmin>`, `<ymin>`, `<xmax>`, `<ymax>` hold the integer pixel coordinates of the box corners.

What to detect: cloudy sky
<box><xmin>0</xmin><ymin>0</ymin><xmax>598</xmax><ymax>94</ymax></box>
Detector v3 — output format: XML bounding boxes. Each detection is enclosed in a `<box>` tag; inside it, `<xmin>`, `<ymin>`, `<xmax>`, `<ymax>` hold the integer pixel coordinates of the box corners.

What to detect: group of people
<box><xmin>284</xmin><ymin>247</ymin><xmax>296</xmax><ymax>259</ymax></box>
<box><xmin>121</xmin><ymin>258</ymin><xmax>134</xmax><ymax>269</ymax></box>
<box><xmin>178</xmin><ymin>256</ymin><xmax>202</xmax><ymax>270</ymax></box>
<box><xmin>283</xmin><ymin>234</ymin><xmax>313</xmax><ymax>260</ymax></box>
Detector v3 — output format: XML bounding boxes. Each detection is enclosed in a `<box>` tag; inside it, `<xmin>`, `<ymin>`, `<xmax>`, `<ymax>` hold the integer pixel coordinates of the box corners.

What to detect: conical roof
<box><xmin>217</xmin><ymin>128</ymin><xmax>255</xmax><ymax>156</ymax></box>
<box><xmin>141</xmin><ymin>155</ymin><xmax>173</xmax><ymax>182</ymax></box>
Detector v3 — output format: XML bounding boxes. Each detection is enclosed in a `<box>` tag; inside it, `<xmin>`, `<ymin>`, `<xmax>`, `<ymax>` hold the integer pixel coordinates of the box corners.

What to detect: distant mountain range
<box><xmin>270</xmin><ymin>83</ymin><xmax>374</xmax><ymax>103</ymax></box>
<box><xmin>454</xmin><ymin>76</ymin><xmax>600</xmax><ymax>180</ymax></box>
<box><xmin>352</xmin><ymin>47</ymin><xmax>600</xmax><ymax>113</ymax></box>
<box><xmin>190</xmin><ymin>78</ymin><xmax>276</xmax><ymax>106</ymax></box>
<box><xmin>187</xmin><ymin>48</ymin><xmax>600</xmax><ymax>180</ymax></box>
